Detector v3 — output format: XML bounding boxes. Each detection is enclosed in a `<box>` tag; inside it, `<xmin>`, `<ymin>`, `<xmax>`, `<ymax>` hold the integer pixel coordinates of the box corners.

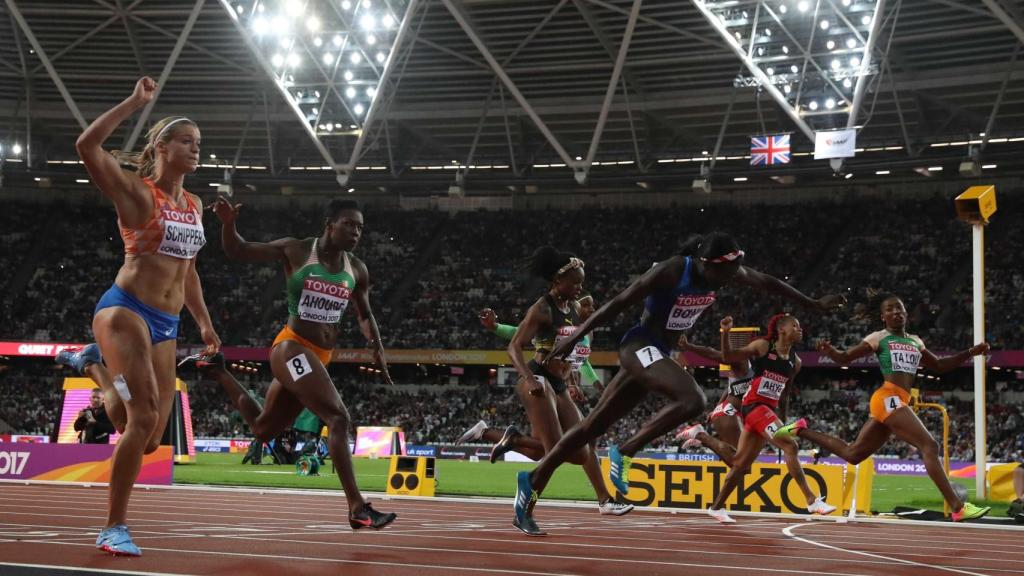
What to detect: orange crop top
<box><xmin>119</xmin><ymin>178</ymin><xmax>206</xmax><ymax>259</ymax></box>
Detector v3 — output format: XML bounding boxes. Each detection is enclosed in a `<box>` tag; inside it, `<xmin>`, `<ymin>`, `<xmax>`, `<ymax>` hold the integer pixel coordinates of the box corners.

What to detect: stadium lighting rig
<box><xmin>222</xmin><ymin>0</ymin><xmax>417</xmax><ymax>184</ymax></box>
<box><xmin>692</xmin><ymin>0</ymin><xmax>890</xmax><ymax>141</ymax></box>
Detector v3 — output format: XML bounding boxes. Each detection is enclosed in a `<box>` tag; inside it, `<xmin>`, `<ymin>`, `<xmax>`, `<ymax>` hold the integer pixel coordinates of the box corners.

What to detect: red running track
<box><xmin>0</xmin><ymin>483</ymin><xmax>1022</xmax><ymax>576</ymax></box>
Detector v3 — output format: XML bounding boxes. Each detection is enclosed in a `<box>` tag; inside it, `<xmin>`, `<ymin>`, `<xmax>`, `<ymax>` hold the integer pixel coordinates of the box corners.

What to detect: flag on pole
<box><xmin>814</xmin><ymin>128</ymin><xmax>857</xmax><ymax>159</ymax></box>
<box><xmin>750</xmin><ymin>134</ymin><xmax>791</xmax><ymax>166</ymax></box>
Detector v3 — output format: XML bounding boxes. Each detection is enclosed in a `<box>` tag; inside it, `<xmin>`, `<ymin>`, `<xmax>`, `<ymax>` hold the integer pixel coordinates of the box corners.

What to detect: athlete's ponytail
<box><xmin>762</xmin><ymin>313</ymin><xmax>793</xmax><ymax>343</ymax></box>
<box><xmin>524</xmin><ymin>245</ymin><xmax>581</xmax><ymax>282</ymax></box>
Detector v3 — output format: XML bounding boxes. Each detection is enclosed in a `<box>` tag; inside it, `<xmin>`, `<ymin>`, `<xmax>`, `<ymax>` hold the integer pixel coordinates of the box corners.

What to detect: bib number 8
<box><xmin>288</xmin><ymin>353</ymin><xmax>313</xmax><ymax>381</ymax></box>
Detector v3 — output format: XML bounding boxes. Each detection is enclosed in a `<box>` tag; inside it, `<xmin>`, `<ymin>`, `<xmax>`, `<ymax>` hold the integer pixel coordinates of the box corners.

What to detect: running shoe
<box><xmin>96</xmin><ymin>524</ymin><xmax>141</xmax><ymax>557</ymax></box>
<box><xmin>55</xmin><ymin>344</ymin><xmax>102</xmax><ymax>375</ymax></box>
<box><xmin>1008</xmin><ymin>498</ymin><xmax>1023</xmax><ymax>517</ymax></box>
<box><xmin>773</xmin><ymin>418</ymin><xmax>808</xmax><ymax>441</ymax></box>
<box><xmin>456</xmin><ymin>420</ymin><xmax>488</xmax><ymax>445</ymax></box>
<box><xmin>680</xmin><ymin>438</ymin><xmax>702</xmax><ymax>450</ymax></box>
<box><xmin>513</xmin><ymin>471</ymin><xmax>545</xmax><ymax>536</ymax></box>
<box><xmin>707</xmin><ymin>508</ymin><xmax>736</xmax><ymax>524</ymax></box>
<box><xmin>1015</xmin><ymin>512</ymin><xmax>1024</xmax><ymax>525</ymax></box>
<box><xmin>177</xmin><ymin>351</ymin><xmax>225</xmax><ymax>374</ymax></box>
<box><xmin>489</xmin><ymin>425</ymin><xmax>521</xmax><ymax>464</ymax></box>
<box><xmin>349</xmin><ymin>502</ymin><xmax>397</xmax><ymax>530</ymax></box>
<box><xmin>951</xmin><ymin>501</ymin><xmax>990</xmax><ymax>522</ymax></box>
<box><xmin>607</xmin><ymin>444</ymin><xmax>632</xmax><ymax>495</ymax></box>
<box><xmin>598</xmin><ymin>499</ymin><xmax>634</xmax><ymax>516</ymax></box>
<box><xmin>674</xmin><ymin>423</ymin><xmax>705</xmax><ymax>443</ymax></box>
<box><xmin>807</xmin><ymin>496</ymin><xmax>837</xmax><ymax>515</ymax></box>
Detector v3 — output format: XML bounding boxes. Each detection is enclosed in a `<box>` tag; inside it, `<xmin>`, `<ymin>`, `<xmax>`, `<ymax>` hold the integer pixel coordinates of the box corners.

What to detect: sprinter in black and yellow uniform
<box><xmin>497</xmin><ymin>247</ymin><xmax>632</xmax><ymax>533</ymax></box>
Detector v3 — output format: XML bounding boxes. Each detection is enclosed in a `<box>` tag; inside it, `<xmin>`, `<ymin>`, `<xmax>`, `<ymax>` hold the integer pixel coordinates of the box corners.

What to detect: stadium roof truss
<box><xmin>1</xmin><ymin>0</ymin><xmax>1024</xmax><ymax>192</ymax></box>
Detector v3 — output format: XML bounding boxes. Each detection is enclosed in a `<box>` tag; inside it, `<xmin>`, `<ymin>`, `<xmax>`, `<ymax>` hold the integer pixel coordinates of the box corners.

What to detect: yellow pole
<box><xmin>912</xmin><ymin>388</ymin><xmax>952</xmax><ymax>517</ymax></box>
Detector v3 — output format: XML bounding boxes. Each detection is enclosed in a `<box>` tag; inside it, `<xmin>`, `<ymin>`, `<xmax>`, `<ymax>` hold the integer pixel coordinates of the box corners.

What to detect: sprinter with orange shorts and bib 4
<box><xmin>775</xmin><ymin>292</ymin><xmax>991</xmax><ymax>522</ymax></box>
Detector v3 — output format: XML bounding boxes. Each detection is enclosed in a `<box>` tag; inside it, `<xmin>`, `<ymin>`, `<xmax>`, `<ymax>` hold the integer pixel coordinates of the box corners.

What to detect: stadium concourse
<box><xmin>2</xmin><ymin>0</ymin><xmax>1024</xmax><ymax>574</ymax></box>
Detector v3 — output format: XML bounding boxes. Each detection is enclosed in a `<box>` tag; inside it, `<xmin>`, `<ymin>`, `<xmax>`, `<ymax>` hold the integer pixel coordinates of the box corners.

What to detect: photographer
<box><xmin>74</xmin><ymin>389</ymin><xmax>115</xmax><ymax>444</ymax></box>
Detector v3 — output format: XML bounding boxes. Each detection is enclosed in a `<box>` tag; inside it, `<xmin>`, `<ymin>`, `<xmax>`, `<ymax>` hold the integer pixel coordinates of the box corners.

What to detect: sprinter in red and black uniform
<box><xmin>706</xmin><ymin>314</ymin><xmax>835</xmax><ymax>523</ymax></box>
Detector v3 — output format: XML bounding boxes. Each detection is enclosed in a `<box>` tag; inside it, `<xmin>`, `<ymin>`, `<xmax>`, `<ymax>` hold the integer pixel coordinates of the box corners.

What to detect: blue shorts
<box><xmin>95</xmin><ymin>284</ymin><xmax>180</xmax><ymax>344</ymax></box>
<box><xmin>621</xmin><ymin>324</ymin><xmax>671</xmax><ymax>356</ymax></box>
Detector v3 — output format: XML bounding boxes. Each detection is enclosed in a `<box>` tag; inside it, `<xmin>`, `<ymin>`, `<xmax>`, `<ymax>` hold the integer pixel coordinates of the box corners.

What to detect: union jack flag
<box><xmin>750</xmin><ymin>134</ymin><xmax>791</xmax><ymax>166</ymax></box>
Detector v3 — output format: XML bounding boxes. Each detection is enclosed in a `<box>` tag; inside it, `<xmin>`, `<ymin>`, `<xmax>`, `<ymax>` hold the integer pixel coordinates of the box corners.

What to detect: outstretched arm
<box><xmin>921</xmin><ymin>343</ymin><xmax>989</xmax><ymax>374</ymax></box>
<box><xmin>733</xmin><ymin>266</ymin><xmax>846</xmax><ymax>313</ymax></box>
<box><xmin>678</xmin><ymin>334</ymin><xmax>723</xmax><ymax>362</ymax></box>
<box><xmin>817</xmin><ymin>340</ymin><xmax>874</xmax><ymax>365</ymax></box>
<box><xmin>547</xmin><ymin>257</ymin><xmax>681</xmax><ymax>361</ymax></box>
<box><xmin>213</xmin><ymin>196</ymin><xmax>295</xmax><ymax>264</ymax></box>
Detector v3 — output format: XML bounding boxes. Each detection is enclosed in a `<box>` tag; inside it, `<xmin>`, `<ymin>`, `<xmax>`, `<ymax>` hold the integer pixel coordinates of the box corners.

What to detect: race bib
<box><xmin>755</xmin><ymin>371</ymin><xmax>788</xmax><ymax>400</ymax></box>
<box><xmin>553</xmin><ymin>325</ymin><xmax>584</xmax><ymax>369</ymax></box>
<box><xmin>666</xmin><ymin>294</ymin><xmax>715</xmax><ymax>331</ymax></box>
<box><xmin>712</xmin><ymin>401</ymin><xmax>737</xmax><ymax>418</ymax></box>
<box><xmin>287</xmin><ymin>353</ymin><xmax>313</xmax><ymax>381</ymax></box>
<box><xmin>635</xmin><ymin>346</ymin><xmax>664</xmax><ymax>368</ymax></box>
<box><xmin>298</xmin><ymin>277</ymin><xmax>351</xmax><ymax>323</ymax></box>
<box><xmin>729</xmin><ymin>377</ymin><xmax>752</xmax><ymax>397</ymax></box>
<box><xmin>158</xmin><ymin>207</ymin><xmax>206</xmax><ymax>259</ymax></box>
<box><xmin>884</xmin><ymin>395</ymin><xmax>903</xmax><ymax>413</ymax></box>
<box><xmin>570</xmin><ymin>342</ymin><xmax>591</xmax><ymax>371</ymax></box>
<box><xmin>888</xmin><ymin>343</ymin><xmax>922</xmax><ymax>373</ymax></box>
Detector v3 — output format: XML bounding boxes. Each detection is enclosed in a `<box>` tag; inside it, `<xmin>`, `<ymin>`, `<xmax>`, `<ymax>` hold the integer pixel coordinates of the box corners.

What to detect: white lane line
<box><xmin>9</xmin><ymin>540</ymin><xmax>578</xmax><ymax>576</ymax></box>
<box><xmin>0</xmin><ymin>562</ymin><xmax>189</xmax><ymax>576</ymax></box>
<box><xmin>783</xmin><ymin>523</ymin><xmax>997</xmax><ymax>576</ymax></box>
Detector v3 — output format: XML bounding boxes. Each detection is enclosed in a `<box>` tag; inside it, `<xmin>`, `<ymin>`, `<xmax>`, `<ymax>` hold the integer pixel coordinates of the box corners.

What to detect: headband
<box><xmin>155</xmin><ymin>117</ymin><xmax>193</xmax><ymax>142</ymax></box>
<box><xmin>557</xmin><ymin>257</ymin><xmax>584</xmax><ymax>275</ymax></box>
<box><xmin>704</xmin><ymin>250</ymin><xmax>745</xmax><ymax>263</ymax></box>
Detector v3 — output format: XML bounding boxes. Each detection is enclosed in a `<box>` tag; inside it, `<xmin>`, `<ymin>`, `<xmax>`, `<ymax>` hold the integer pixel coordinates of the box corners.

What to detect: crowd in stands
<box><xmin>1</xmin><ymin>353</ymin><xmax>1021</xmax><ymax>463</ymax></box>
<box><xmin>1</xmin><ymin>193</ymin><xmax>1022</xmax><ymax>466</ymax></box>
<box><xmin>0</xmin><ymin>193</ymin><xmax>1021</xmax><ymax>350</ymax></box>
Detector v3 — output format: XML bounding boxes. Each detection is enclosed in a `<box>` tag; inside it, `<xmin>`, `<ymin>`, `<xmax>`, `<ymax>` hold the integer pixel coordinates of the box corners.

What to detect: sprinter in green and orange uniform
<box><xmin>210</xmin><ymin>197</ymin><xmax>396</xmax><ymax>530</ymax></box>
<box><xmin>775</xmin><ymin>292</ymin><xmax>991</xmax><ymax>522</ymax></box>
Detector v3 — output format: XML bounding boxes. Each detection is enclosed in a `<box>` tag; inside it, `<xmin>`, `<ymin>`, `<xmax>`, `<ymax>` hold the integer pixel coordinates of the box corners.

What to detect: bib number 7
<box><xmin>635</xmin><ymin>346</ymin><xmax>665</xmax><ymax>369</ymax></box>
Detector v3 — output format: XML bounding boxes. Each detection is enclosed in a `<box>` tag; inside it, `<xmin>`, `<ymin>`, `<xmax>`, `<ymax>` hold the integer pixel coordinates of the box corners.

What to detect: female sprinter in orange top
<box><xmin>77</xmin><ymin>77</ymin><xmax>221</xmax><ymax>556</ymax></box>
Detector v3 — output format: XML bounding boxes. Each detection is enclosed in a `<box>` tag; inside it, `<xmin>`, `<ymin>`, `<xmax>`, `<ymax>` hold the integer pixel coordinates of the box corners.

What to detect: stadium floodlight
<box><xmin>697</xmin><ymin>0</ymin><xmax>888</xmax><ymax>138</ymax></box>
<box><xmin>222</xmin><ymin>0</ymin><xmax>416</xmax><ymax>180</ymax></box>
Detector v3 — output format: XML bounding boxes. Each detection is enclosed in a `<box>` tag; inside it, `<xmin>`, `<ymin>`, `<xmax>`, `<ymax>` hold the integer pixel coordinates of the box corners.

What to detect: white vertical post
<box><xmin>972</xmin><ymin>223</ymin><xmax>987</xmax><ymax>499</ymax></box>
